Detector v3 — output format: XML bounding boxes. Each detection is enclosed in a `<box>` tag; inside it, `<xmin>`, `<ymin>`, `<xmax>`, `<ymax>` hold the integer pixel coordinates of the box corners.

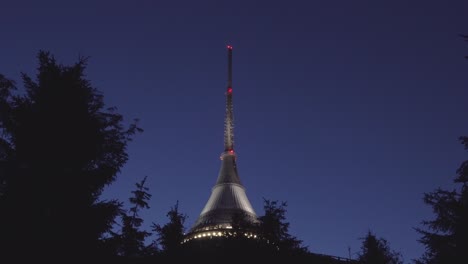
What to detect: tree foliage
<box><xmin>231</xmin><ymin>210</ymin><xmax>256</xmax><ymax>231</ymax></box>
<box><xmin>115</xmin><ymin>176</ymin><xmax>152</xmax><ymax>257</ymax></box>
<box><xmin>258</xmin><ymin>198</ymin><xmax>308</xmax><ymax>254</ymax></box>
<box><xmin>415</xmin><ymin>35</ymin><xmax>468</xmax><ymax>264</ymax></box>
<box><xmin>357</xmin><ymin>231</ymin><xmax>403</xmax><ymax>264</ymax></box>
<box><xmin>153</xmin><ymin>201</ymin><xmax>187</xmax><ymax>253</ymax></box>
<box><xmin>415</xmin><ymin>137</ymin><xmax>468</xmax><ymax>264</ymax></box>
<box><xmin>0</xmin><ymin>51</ymin><xmax>141</xmax><ymax>260</ymax></box>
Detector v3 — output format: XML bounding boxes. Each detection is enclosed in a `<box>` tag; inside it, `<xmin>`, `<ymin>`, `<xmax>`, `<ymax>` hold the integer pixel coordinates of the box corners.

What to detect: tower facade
<box><xmin>185</xmin><ymin>46</ymin><xmax>258</xmax><ymax>241</ymax></box>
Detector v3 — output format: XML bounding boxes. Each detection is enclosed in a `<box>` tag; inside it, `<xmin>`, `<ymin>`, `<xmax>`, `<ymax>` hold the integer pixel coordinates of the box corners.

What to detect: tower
<box><xmin>185</xmin><ymin>45</ymin><xmax>258</xmax><ymax>241</ymax></box>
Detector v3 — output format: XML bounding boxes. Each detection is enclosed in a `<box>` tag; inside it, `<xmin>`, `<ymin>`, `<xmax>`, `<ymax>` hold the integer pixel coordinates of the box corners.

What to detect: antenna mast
<box><xmin>224</xmin><ymin>45</ymin><xmax>234</xmax><ymax>152</ymax></box>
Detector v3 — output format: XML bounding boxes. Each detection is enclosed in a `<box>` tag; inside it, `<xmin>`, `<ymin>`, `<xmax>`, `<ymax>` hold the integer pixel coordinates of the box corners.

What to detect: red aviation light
<box><xmin>220</xmin><ymin>149</ymin><xmax>235</xmax><ymax>160</ymax></box>
<box><xmin>227</xmin><ymin>45</ymin><xmax>233</xmax><ymax>50</ymax></box>
<box><xmin>227</xmin><ymin>87</ymin><xmax>232</xmax><ymax>93</ymax></box>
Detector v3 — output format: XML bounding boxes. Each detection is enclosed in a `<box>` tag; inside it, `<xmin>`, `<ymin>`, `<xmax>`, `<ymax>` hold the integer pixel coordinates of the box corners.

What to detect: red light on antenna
<box><xmin>227</xmin><ymin>45</ymin><xmax>233</xmax><ymax>50</ymax></box>
<box><xmin>229</xmin><ymin>150</ymin><xmax>234</xmax><ymax>153</ymax></box>
<box><xmin>227</xmin><ymin>87</ymin><xmax>232</xmax><ymax>93</ymax></box>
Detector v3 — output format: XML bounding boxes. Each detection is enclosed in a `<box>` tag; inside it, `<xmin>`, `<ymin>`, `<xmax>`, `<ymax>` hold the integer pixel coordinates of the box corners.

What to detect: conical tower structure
<box><xmin>185</xmin><ymin>46</ymin><xmax>258</xmax><ymax>241</ymax></box>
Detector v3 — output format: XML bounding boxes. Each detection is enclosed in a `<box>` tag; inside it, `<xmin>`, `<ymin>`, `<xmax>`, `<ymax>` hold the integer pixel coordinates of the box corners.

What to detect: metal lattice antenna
<box><xmin>184</xmin><ymin>45</ymin><xmax>258</xmax><ymax>241</ymax></box>
<box><xmin>224</xmin><ymin>45</ymin><xmax>234</xmax><ymax>152</ymax></box>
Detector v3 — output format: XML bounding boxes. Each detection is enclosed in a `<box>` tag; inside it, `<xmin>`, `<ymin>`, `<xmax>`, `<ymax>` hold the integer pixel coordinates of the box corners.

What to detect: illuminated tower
<box><xmin>185</xmin><ymin>45</ymin><xmax>258</xmax><ymax>241</ymax></box>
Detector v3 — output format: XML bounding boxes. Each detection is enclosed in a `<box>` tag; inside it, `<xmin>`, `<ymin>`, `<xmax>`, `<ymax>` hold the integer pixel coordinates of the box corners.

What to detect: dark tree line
<box><xmin>414</xmin><ymin>135</ymin><xmax>468</xmax><ymax>264</ymax></box>
<box><xmin>0</xmin><ymin>50</ymin><xmax>400</xmax><ymax>264</ymax></box>
<box><xmin>412</xmin><ymin>34</ymin><xmax>468</xmax><ymax>264</ymax></box>
<box><xmin>0</xmin><ymin>51</ymin><xmax>357</xmax><ymax>264</ymax></box>
<box><xmin>357</xmin><ymin>231</ymin><xmax>403</xmax><ymax>264</ymax></box>
<box><xmin>0</xmin><ymin>51</ymin><xmax>141</xmax><ymax>262</ymax></box>
<box><xmin>2</xmin><ymin>41</ymin><xmax>467</xmax><ymax>264</ymax></box>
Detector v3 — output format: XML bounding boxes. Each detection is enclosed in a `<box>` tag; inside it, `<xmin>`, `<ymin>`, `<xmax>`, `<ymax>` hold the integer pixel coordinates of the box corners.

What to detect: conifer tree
<box><xmin>357</xmin><ymin>231</ymin><xmax>403</xmax><ymax>264</ymax></box>
<box><xmin>415</xmin><ymin>34</ymin><xmax>468</xmax><ymax>264</ymax></box>
<box><xmin>116</xmin><ymin>176</ymin><xmax>152</xmax><ymax>257</ymax></box>
<box><xmin>0</xmin><ymin>51</ymin><xmax>141</xmax><ymax>260</ymax></box>
<box><xmin>153</xmin><ymin>201</ymin><xmax>187</xmax><ymax>253</ymax></box>
<box><xmin>258</xmin><ymin>199</ymin><xmax>307</xmax><ymax>254</ymax></box>
<box><xmin>416</xmin><ymin>138</ymin><xmax>468</xmax><ymax>264</ymax></box>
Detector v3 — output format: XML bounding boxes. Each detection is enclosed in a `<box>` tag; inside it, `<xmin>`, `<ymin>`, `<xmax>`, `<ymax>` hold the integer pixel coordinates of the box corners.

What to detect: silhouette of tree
<box><xmin>113</xmin><ymin>176</ymin><xmax>152</xmax><ymax>257</ymax></box>
<box><xmin>0</xmin><ymin>51</ymin><xmax>141</xmax><ymax>261</ymax></box>
<box><xmin>0</xmin><ymin>75</ymin><xmax>15</xmax><ymax>198</ymax></box>
<box><xmin>415</xmin><ymin>138</ymin><xmax>468</xmax><ymax>264</ymax></box>
<box><xmin>168</xmin><ymin>198</ymin><xmax>351</xmax><ymax>264</ymax></box>
<box><xmin>414</xmin><ymin>36</ymin><xmax>468</xmax><ymax>264</ymax></box>
<box><xmin>231</xmin><ymin>210</ymin><xmax>257</xmax><ymax>231</ymax></box>
<box><xmin>258</xmin><ymin>198</ymin><xmax>308</xmax><ymax>254</ymax></box>
<box><xmin>153</xmin><ymin>201</ymin><xmax>187</xmax><ymax>253</ymax></box>
<box><xmin>357</xmin><ymin>231</ymin><xmax>403</xmax><ymax>264</ymax></box>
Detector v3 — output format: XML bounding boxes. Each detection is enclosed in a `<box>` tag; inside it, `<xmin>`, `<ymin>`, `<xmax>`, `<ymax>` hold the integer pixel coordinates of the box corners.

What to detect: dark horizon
<box><xmin>1</xmin><ymin>0</ymin><xmax>468</xmax><ymax>261</ymax></box>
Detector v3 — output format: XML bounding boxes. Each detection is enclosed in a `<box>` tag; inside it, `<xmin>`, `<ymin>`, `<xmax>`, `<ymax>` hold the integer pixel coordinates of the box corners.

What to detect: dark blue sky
<box><xmin>2</xmin><ymin>0</ymin><xmax>468</xmax><ymax>261</ymax></box>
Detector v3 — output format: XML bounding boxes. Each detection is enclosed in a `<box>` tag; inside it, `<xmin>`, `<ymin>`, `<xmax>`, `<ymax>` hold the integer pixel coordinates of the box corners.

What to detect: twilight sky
<box><xmin>2</xmin><ymin>0</ymin><xmax>468</xmax><ymax>261</ymax></box>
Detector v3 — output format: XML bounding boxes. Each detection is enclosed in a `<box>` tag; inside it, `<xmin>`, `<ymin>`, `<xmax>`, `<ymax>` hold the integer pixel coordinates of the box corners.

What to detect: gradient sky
<box><xmin>2</xmin><ymin>0</ymin><xmax>468</xmax><ymax>261</ymax></box>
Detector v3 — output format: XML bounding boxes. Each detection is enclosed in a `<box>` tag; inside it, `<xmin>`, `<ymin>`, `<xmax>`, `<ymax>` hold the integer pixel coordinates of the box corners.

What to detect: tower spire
<box><xmin>224</xmin><ymin>45</ymin><xmax>234</xmax><ymax>152</ymax></box>
<box><xmin>185</xmin><ymin>46</ymin><xmax>258</xmax><ymax>242</ymax></box>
